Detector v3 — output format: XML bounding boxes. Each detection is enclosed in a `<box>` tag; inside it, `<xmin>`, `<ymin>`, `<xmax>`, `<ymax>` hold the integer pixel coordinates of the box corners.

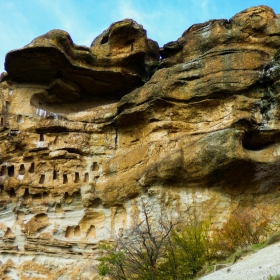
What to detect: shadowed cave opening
<box><xmin>8</xmin><ymin>166</ymin><xmax>14</xmax><ymax>177</ymax></box>
<box><xmin>84</xmin><ymin>172</ymin><xmax>89</xmax><ymax>183</ymax></box>
<box><xmin>74</xmin><ymin>172</ymin><xmax>80</xmax><ymax>183</ymax></box>
<box><xmin>53</xmin><ymin>170</ymin><xmax>57</xmax><ymax>180</ymax></box>
<box><xmin>39</xmin><ymin>174</ymin><xmax>45</xmax><ymax>184</ymax></box>
<box><xmin>63</xmin><ymin>174</ymin><xmax>68</xmax><ymax>184</ymax></box>
<box><xmin>42</xmin><ymin>191</ymin><xmax>49</xmax><ymax>199</ymax></box>
<box><xmin>39</xmin><ymin>134</ymin><xmax>44</xmax><ymax>142</ymax></box>
<box><xmin>29</xmin><ymin>163</ymin><xmax>35</xmax><ymax>173</ymax></box>
<box><xmin>0</xmin><ymin>166</ymin><xmax>7</xmax><ymax>176</ymax></box>
<box><xmin>23</xmin><ymin>188</ymin><xmax>31</xmax><ymax>200</ymax></box>
<box><xmin>33</xmin><ymin>193</ymin><xmax>42</xmax><ymax>200</ymax></box>
<box><xmin>30</xmin><ymin>90</ymin><xmax>121</xmax><ymax>116</ymax></box>
<box><xmin>242</xmin><ymin>130</ymin><xmax>280</xmax><ymax>151</ymax></box>
<box><xmin>91</xmin><ymin>162</ymin><xmax>99</xmax><ymax>171</ymax></box>
<box><xmin>90</xmin><ymin>197</ymin><xmax>102</xmax><ymax>207</ymax></box>
<box><xmin>6</xmin><ymin>101</ymin><xmax>11</xmax><ymax>111</ymax></box>
<box><xmin>19</xmin><ymin>164</ymin><xmax>25</xmax><ymax>175</ymax></box>
<box><xmin>100</xmin><ymin>35</ymin><xmax>109</xmax><ymax>44</ymax></box>
<box><xmin>8</xmin><ymin>188</ymin><xmax>16</xmax><ymax>198</ymax></box>
<box><xmin>17</xmin><ymin>114</ymin><xmax>24</xmax><ymax>123</ymax></box>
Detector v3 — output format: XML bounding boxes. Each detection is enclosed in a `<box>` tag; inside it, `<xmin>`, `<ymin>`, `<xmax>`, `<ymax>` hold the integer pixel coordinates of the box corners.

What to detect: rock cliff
<box><xmin>1</xmin><ymin>5</ymin><xmax>280</xmax><ymax>279</ymax></box>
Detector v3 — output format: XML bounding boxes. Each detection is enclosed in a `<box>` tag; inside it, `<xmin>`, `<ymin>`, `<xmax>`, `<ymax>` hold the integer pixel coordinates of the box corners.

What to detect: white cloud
<box><xmin>190</xmin><ymin>0</ymin><xmax>208</xmax><ymax>21</ymax></box>
<box><xmin>37</xmin><ymin>0</ymin><xmax>109</xmax><ymax>46</ymax></box>
<box><xmin>38</xmin><ymin>0</ymin><xmax>80</xmax><ymax>34</ymax></box>
<box><xmin>118</xmin><ymin>0</ymin><xmax>145</xmax><ymax>23</ymax></box>
<box><xmin>117</xmin><ymin>0</ymin><xmax>156</xmax><ymax>33</ymax></box>
<box><xmin>115</xmin><ymin>0</ymin><xmax>179</xmax><ymax>46</ymax></box>
<box><xmin>200</xmin><ymin>0</ymin><xmax>211</xmax><ymax>18</ymax></box>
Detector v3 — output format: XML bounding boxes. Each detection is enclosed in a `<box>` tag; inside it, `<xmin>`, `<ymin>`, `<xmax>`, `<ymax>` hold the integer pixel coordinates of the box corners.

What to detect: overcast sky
<box><xmin>1</xmin><ymin>0</ymin><xmax>280</xmax><ymax>73</ymax></box>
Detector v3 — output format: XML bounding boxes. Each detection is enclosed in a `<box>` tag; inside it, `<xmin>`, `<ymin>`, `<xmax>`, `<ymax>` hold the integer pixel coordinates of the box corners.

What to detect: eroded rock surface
<box><xmin>1</xmin><ymin>6</ymin><xmax>280</xmax><ymax>279</ymax></box>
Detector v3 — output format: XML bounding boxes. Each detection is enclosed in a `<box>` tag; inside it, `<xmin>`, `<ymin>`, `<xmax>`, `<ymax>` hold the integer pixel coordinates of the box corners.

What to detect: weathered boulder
<box><xmin>4</xmin><ymin>19</ymin><xmax>159</xmax><ymax>103</ymax></box>
<box><xmin>160</xmin><ymin>5</ymin><xmax>280</xmax><ymax>67</ymax></box>
<box><xmin>1</xmin><ymin>6</ymin><xmax>280</xmax><ymax>279</ymax></box>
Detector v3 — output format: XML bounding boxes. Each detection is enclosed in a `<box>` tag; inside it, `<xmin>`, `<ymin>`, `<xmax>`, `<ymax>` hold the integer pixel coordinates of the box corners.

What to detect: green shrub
<box><xmin>97</xmin><ymin>205</ymin><xmax>276</xmax><ymax>279</ymax></box>
<box><xmin>97</xmin><ymin>242</ymin><xmax>127</xmax><ymax>279</ymax></box>
<box><xmin>267</xmin><ymin>275</ymin><xmax>280</xmax><ymax>280</ymax></box>
<box><xmin>158</xmin><ymin>217</ymin><xmax>212</xmax><ymax>279</ymax></box>
<box><xmin>97</xmin><ymin>202</ymin><xmax>215</xmax><ymax>280</ymax></box>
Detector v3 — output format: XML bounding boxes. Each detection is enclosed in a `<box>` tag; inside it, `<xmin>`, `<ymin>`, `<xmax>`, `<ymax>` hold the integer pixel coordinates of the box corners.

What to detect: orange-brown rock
<box><xmin>1</xmin><ymin>5</ymin><xmax>280</xmax><ymax>279</ymax></box>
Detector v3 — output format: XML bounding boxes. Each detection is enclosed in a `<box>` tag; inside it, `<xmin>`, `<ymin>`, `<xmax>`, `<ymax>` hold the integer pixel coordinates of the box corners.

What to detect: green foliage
<box><xmin>97</xmin><ymin>205</ymin><xmax>276</xmax><ymax>279</ymax></box>
<box><xmin>97</xmin><ymin>242</ymin><xmax>127</xmax><ymax>279</ymax></box>
<box><xmin>267</xmin><ymin>275</ymin><xmax>280</xmax><ymax>280</ymax></box>
<box><xmin>250</xmin><ymin>240</ymin><xmax>268</xmax><ymax>250</ymax></box>
<box><xmin>97</xmin><ymin>203</ymin><xmax>214</xmax><ymax>280</ymax></box>
<box><xmin>158</xmin><ymin>217</ymin><xmax>212</xmax><ymax>279</ymax></box>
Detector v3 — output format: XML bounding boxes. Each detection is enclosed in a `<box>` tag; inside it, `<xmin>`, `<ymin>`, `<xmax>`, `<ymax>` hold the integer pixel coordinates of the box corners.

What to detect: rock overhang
<box><xmin>4</xmin><ymin>20</ymin><xmax>160</xmax><ymax>104</ymax></box>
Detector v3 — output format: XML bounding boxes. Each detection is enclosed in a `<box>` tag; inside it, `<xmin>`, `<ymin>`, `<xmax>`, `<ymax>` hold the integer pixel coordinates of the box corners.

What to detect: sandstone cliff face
<box><xmin>1</xmin><ymin>6</ymin><xmax>280</xmax><ymax>279</ymax></box>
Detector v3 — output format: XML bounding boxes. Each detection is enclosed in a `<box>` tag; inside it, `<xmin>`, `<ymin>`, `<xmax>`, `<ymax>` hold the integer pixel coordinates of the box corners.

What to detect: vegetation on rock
<box><xmin>98</xmin><ymin>204</ymin><xmax>277</xmax><ymax>279</ymax></box>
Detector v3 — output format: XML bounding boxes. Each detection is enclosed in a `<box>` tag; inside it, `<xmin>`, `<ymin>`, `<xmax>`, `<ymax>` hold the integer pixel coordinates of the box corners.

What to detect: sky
<box><xmin>0</xmin><ymin>0</ymin><xmax>280</xmax><ymax>73</ymax></box>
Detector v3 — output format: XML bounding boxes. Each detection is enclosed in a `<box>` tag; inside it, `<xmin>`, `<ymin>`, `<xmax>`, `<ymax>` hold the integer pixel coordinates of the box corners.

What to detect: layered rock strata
<box><xmin>1</xmin><ymin>6</ymin><xmax>280</xmax><ymax>279</ymax></box>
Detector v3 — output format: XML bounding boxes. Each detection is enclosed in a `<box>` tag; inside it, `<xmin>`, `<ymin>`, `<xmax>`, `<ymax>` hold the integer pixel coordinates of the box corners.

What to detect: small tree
<box><xmin>158</xmin><ymin>212</ymin><xmax>213</xmax><ymax>279</ymax></box>
<box><xmin>97</xmin><ymin>200</ymin><xmax>215</xmax><ymax>279</ymax></box>
<box><xmin>98</xmin><ymin>242</ymin><xmax>127</xmax><ymax>279</ymax></box>
<box><xmin>98</xmin><ymin>198</ymin><xmax>181</xmax><ymax>280</ymax></box>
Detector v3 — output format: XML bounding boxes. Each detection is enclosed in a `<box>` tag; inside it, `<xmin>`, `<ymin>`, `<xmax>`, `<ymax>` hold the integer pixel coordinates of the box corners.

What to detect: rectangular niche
<box><xmin>39</xmin><ymin>174</ymin><xmax>45</xmax><ymax>184</ymax></box>
<box><xmin>53</xmin><ymin>170</ymin><xmax>57</xmax><ymax>180</ymax></box>
<box><xmin>74</xmin><ymin>172</ymin><xmax>79</xmax><ymax>183</ymax></box>
<box><xmin>65</xmin><ymin>226</ymin><xmax>81</xmax><ymax>238</ymax></box>
<box><xmin>63</xmin><ymin>174</ymin><xmax>68</xmax><ymax>184</ymax></box>
<box><xmin>29</xmin><ymin>163</ymin><xmax>35</xmax><ymax>173</ymax></box>
<box><xmin>39</xmin><ymin>134</ymin><xmax>44</xmax><ymax>141</ymax></box>
<box><xmin>84</xmin><ymin>172</ymin><xmax>89</xmax><ymax>183</ymax></box>
<box><xmin>19</xmin><ymin>164</ymin><xmax>25</xmax><ymax>175</ymax></box>
<box><xmin>17</xmin><ymin>115</ymin><xmax>24</xmax><ymax>123</ymax></box>
<box><xmin>8</xmin><ymin>166</ymin><xmax>14</xmax><ymax>177</ymax></box>
<box><xmin>6</xmin><ymin>101</ymin><xmax>11</xmax><ymax>110</ymax></box>
<box><xmin>91</xmin><ymin>162</ymin><xmax>99</xmax><ymax>171</ymax></box>
<box><xmin>0</xmin><ymin>166</ymin><xmax>7</xmax><ymax>176</ymax></box>
<box><xmin>9</xmin><ymin>188</ymin><xmax>16</xmax><ymax>198</ymax></box>
<box><xmin>0</xmin><ymin>117</ymin><xmax>3</xmax><ymax>126</ymax></box>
